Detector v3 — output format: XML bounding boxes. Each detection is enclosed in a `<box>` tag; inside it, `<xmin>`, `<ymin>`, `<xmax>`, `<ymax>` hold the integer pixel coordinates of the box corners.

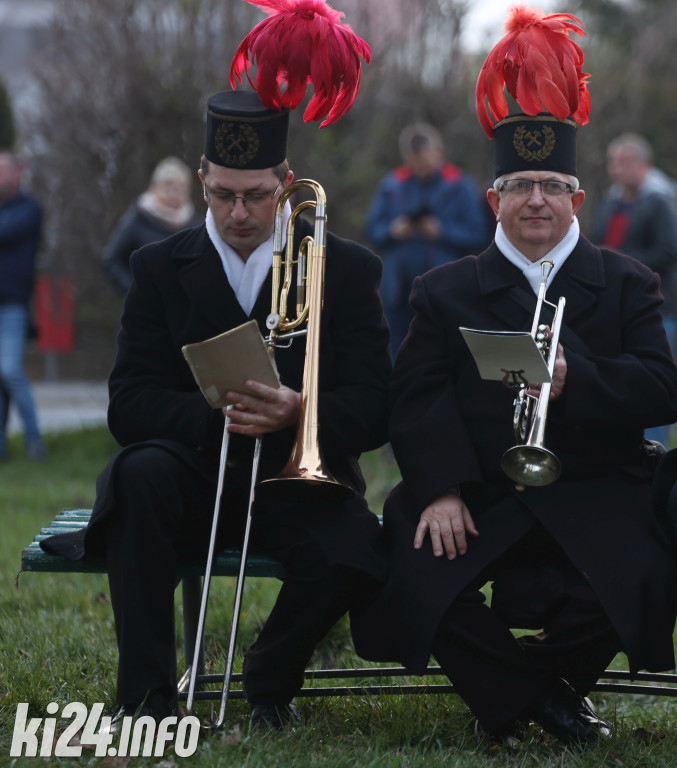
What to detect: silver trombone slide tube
<box><xmin>213</xmin><ymin>436</ymin><xmax>262</xmax><ymax>729</ymax></box>
<box><xmin>186</xmin><ymin>407</ymin><xmax>233</xmax><ymax>715</ymax></box>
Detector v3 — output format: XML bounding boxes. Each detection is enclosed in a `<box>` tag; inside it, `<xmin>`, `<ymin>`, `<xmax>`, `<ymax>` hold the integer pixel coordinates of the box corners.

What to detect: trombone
<box><xmin>184</xmin><ymin>179</ymin><xmax>351</xmax><ymax>727</ymax></box>
<box><xmin>500</xmin><ymin>260</ymin><xmax>566</xmax><ymax>489</ymax></box>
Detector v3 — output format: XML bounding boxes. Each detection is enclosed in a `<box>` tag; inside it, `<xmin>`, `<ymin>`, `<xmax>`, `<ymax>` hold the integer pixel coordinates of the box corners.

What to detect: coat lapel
<box><xmin>174</xmin><ymin>218</ymin><xmax>310</xmax><ymax>337</ymax></box>
<box><xmin>476</xmin><ymin>244</ymin><xmax>536</xmax><ymax>332</ymax></box>
<box><xmin>547</xmin><ymin>237</ymin><xmax>605</xmax><ymax>326</ymax></box>
<box><xmin>475</xmin><ymin>237</ymin><xmax>605</xmax><ymax>334</ymax></box>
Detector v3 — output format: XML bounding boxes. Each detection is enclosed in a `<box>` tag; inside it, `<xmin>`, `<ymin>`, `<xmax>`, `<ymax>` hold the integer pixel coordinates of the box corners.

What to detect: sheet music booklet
<box><xmin>459</xmin><ymin>327</ymin><xmax>551</xmax><ymax>385</ymax></box>
<box><xmin>182</xmin><ymin>319</ymin><xmax>280</xmax><ymax>409</ymax></box>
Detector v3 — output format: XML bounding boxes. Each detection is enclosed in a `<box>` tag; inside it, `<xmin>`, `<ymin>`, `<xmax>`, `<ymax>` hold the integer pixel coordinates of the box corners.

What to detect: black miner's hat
<box><xmin>475</xmin><ymin>6</ymin><xmax>589</xmax><ymax>179</ymax></box>
<box><xmin>204</xmin><ymin>91</ymin><xmax>289</xmax><ymax>170</ymax></box>
<box><xmin>493</xmin><ymin>114</ymin><xmax>579</xmax><ymax>178</ymax></box>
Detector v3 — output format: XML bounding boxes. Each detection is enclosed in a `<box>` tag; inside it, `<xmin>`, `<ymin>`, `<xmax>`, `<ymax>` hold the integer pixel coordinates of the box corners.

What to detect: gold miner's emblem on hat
<box><xmin>215</xmin><ymin>122</ymin><xmax>259</xmax><ymax>167</ymax></box>
<box><xmin>513</xmin><ymin>125</ymin><xmax>555</xmax><ymax>163</ymax></box>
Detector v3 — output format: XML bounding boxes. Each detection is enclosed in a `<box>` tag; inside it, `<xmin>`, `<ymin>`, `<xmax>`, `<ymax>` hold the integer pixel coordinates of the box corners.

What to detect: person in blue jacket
<box><xmin>0</xmin><ymin>151</ymin><xmax>45</xmax><ymax>460</ymax></box>
<box><xmin>365</xmin><ymin>123</ymin><xmax>492</xmax><ymax>357</ymax></box>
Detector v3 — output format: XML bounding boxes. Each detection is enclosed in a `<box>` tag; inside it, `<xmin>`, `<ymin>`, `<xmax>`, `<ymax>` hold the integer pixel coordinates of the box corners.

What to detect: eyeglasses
<box><xmin>499</xmin><ymin>178</ymin><xmax>574</xmax><ymax>196</ymax></box>
<box><xmin>203</xmin><ymin>180</ymin><xmax>282</xmax><ymax>209</ymax></box>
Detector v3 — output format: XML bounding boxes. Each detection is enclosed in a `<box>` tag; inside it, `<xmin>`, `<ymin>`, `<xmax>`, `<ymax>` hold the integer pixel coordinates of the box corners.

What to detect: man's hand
<box><xmin>525</xmin><ymin>323</ymin><xmax>567</xmax><ymax>400</ymax></box>
<box><xmin>527</xmin><ymin>342</ymin><xmax>567</xmax><ymax>400</ymax></box>
<box><xmin>390</xmin><ymin>215</ymin><xmax>415</xmax><ymax>240</ymax></box>
<box><xmin>224</xmin><ymin>380</ymin><xmax>300</xmax><ymax>436</ymax></box>
<box><xmin>418</xmin><ymin>214</ymin><xmax>442</xmax><ymax>240</ymax></box>
<box><xmin>414</xmin><ymin>491</ymin><xmax>479</xmax><ymax>559</ymax></box>
<box><xmin>549</xmin><ymin>343</ymin><xmax>567</xmax><ymax>399</ymax></box>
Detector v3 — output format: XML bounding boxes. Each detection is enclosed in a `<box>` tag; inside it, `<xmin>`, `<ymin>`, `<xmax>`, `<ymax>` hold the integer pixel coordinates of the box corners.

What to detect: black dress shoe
<box><xmin>474</xmin><ymin>718</ymin><xmax>529</xmax><ymax>748</ymax></box>
<box><xmin>529</xmin><ymin>679</ymin><xmax>612</xmax><ymax>746</ymax></box>
<box><xmin>250</xmin><ymin>699</ymin><xmax>300</xmax><ymax>731</ymax></box>
<box><xmin>108</xmin><ymin>693</ymin><xmax>173</xmax><ymax>736</ymax></box>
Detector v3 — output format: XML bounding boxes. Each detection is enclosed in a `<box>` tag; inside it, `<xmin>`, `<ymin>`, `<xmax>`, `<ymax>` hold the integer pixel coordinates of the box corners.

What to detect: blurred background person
<box><xmin>590</xmin><ymin>132</ymin><xmax>677</xmax><ymax>446</ymax></box>
<box><xmin>365</xmin><ymin>122</ymin><xmax>491</xmax><ymax>358</ymax></box>
<box><xmin>0</xmin><ymin>151</ymin><xmax>45</xmax><ymax>460</ymax></box>
<box><xmin>103</xmin><ymin>156</ymin><xmax>201</xmax><ymax>295</ymax></box>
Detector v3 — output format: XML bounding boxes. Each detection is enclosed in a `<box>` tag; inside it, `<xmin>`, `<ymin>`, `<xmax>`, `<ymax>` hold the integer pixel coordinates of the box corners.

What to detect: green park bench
<box><xmin>21</xmin><ymin>509</ymin><xmax>677</xmax><ymax>701</ymax></box>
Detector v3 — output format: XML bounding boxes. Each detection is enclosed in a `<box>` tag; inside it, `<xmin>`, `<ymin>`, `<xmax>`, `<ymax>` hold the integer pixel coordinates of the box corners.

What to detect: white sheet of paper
<box><xmin>459</xmin><ymin>327</ymin><xmax>551</xmax><ymax>384</ymax></box>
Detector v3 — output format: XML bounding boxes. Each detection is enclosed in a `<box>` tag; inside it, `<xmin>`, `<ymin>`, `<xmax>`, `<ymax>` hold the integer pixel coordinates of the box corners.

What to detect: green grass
<box><xmin>1</xmin><ymin>427</ymin><xmax>677</xmax><ymax>766</ymax></box>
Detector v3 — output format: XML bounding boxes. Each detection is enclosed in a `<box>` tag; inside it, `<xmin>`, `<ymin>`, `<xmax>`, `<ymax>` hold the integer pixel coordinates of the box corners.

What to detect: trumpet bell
<box><xmin>500</xmin><ymin>444</ymin><xmax>561</xmax><ymax>487</ymax></box>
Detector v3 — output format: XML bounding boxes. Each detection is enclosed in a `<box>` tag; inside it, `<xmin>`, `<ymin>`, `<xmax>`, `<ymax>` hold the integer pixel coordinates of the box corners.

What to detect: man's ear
<box><xmin>571</xmin><ymin>189</ymin><xmax>585</xmax><ymax>215</ymax></box>
<box><xmin>487</xmin><ymin>188</ymin><xmax>500</xmax><ymax>218</ymax></box>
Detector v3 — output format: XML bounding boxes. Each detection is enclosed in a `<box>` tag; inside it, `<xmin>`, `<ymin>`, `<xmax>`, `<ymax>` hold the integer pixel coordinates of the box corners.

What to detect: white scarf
<box><xmin>138</xmin><ymin>192</ymin><xmax>195</xmax><ymax>230</ymax></box>
<box><xmin>205</xmin><ymin>202</ymin><xmax>292</xmax><ymax>315</ymax></box>
<box><xmin>495</xmin><ymin>216</ymin><xmax>580</xmax><ymax>294</ymax></box>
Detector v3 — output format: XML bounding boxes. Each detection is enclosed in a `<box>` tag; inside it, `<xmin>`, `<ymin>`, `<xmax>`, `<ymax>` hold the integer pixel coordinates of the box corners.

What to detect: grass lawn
<box><xmin>1</xmin><ymin>426</ymin><xmax>676</xmax><ymax>766</ymax></box>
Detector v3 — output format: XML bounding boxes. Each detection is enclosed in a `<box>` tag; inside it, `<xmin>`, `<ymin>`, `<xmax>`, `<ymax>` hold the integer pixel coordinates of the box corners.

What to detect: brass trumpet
<box><xmin>500</xmin><ymin>260</ymin><xmax>566</xmax><ymax>488</ymax></box>
<box><xmin>185</xmin><ymin>179</ymin><xmax>350</xmax><ymax>727</ymax></box>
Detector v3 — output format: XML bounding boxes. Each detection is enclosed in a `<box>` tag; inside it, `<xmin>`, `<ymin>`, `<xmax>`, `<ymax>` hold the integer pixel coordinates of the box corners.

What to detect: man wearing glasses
<box><xmin>353</xmin><ymin>113</ymin><xmax>677</xmax><ymax>749</ymax></box>
<box><xmin>41</xmin><ymin>90</ymin><xmax>391</xmax><ymax>730</ymax></box>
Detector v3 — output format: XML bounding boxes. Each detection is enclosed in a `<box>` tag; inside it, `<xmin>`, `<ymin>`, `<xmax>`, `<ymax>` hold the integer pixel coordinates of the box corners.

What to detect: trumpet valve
<box><xmin>535</xmin><ymin>324</ymin><xmax>550</xmax><ymax>354</ymax></box>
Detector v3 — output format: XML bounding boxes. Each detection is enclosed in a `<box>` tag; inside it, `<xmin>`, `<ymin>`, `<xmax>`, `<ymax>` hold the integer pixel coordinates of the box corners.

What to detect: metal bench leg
<box><xmin>182</xmin><ymin>574</ymin><xmax>205</xmax><ymax>675</ymax></box>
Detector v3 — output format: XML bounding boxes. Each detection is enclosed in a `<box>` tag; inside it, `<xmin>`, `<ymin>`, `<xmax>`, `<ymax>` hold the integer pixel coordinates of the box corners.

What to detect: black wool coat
<box><xmin>352</xmin><ymin>236</ymin><xmax>677</xmax><ymax>674</ymax></box>
<box><xmin>42</xmin><ymin>219</ymin><xmax>392</xmax><ymax>582</ymax></box>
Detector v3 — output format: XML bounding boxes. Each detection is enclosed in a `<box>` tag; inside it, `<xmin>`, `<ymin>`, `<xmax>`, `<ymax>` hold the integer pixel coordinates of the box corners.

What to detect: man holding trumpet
<box><xmin>41</xmin><ymin>0</ymin><xmax>391</xmax><ymax>732</ymax></box>
<box><xmin>353</xmin><ymin>6</ymin><xmax>677</xmax><ymax>749</ymax></box>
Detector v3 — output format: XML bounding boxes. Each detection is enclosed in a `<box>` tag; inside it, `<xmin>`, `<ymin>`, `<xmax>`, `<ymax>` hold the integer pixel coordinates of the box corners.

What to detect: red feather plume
<box><xmin>475</xmin><ymin>5</ymin><xmax>590</xmax><ymax>138</ymax></box>
<box><xmin>229</xmin><ymin>0</ymin><xmax>371</xmax><ymax>128</ymax></box>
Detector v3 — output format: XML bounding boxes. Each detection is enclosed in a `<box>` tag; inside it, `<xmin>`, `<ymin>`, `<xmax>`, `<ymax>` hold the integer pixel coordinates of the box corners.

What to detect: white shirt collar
<box><xmin>495</xmin><ymin>216</ymin><xmax>580</xmax><ymax>294</ymax></box>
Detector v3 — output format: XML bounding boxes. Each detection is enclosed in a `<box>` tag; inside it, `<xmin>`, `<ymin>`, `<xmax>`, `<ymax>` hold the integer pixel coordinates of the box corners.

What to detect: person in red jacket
<box><xmin>365</xmin><ymin>123</ymin><xmax>491</xmax><ymax>357</ymax></box>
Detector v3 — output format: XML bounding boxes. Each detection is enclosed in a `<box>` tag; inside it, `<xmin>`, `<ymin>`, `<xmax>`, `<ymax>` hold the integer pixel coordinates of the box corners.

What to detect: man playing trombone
<box><xmin>41</xmin><ymin>87</ymin><xmax>391</xmax><ymax>730</ymax></box>
<box><xmin>352</xmin><ymin>6</ymin><xmax>677</xmax><ymax>749</ymax></box>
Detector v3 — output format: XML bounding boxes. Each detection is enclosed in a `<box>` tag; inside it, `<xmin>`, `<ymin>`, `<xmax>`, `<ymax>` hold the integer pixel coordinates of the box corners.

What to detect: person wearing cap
<box><xmin>351</xmin><ymin>7</ymin><xmax>677</xmax><ymax>749</ymax></box>
<box><xmin>365</xmin><ymin>123</ymin><xmax>491</xmax><ymax>358</ymax></box>
<box><xmin>40</xmin><ymin>89</ymin><xmax>391</xmax><ymax>729</ymax></box>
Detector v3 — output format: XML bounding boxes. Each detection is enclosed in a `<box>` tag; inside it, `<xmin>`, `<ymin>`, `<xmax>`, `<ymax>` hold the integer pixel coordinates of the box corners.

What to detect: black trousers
<box><xmin>431</xmin><ymin>524</ymin><xmax>621</xmax><ymax>733</ymax></box>
<box><xmin>104</xmin><ymin>445</ymin><xmax>359</xmax><ymax>711</ymax></box>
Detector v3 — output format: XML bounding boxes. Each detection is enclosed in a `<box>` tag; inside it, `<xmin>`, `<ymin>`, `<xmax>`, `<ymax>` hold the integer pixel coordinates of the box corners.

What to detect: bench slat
<box><xmin>22</xmin><ymin>510</ymin><xmax>285</xmax><ymax>579</ymax></box>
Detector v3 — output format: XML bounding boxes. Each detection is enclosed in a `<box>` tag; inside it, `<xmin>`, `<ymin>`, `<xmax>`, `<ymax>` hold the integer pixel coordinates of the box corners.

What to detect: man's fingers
<box><xmin>463</xmin><ymin>508</ymin><xmax>480</xmax><ymax>537</ymax></box>
<box><xmin>439</xmin><ymin>523</ymin><xmax>460</xmax><ymax>559</ymax></box>
<box><xmin>413</xmin><ymin>519</ymin><xmax>430</xmax><ymax>550</ymax></box>
<box><xmin>243</xmin><ymin>379</ymin><xmax>280</xmax><ymax>400</ymax></box>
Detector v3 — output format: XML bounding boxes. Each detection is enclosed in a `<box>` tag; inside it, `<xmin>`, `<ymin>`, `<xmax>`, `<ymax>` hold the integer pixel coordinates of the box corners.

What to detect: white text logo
<box><xmin>10</xmin><ymin>703</ymin><xmax>200</xmax><ymax>757</ymax></box>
